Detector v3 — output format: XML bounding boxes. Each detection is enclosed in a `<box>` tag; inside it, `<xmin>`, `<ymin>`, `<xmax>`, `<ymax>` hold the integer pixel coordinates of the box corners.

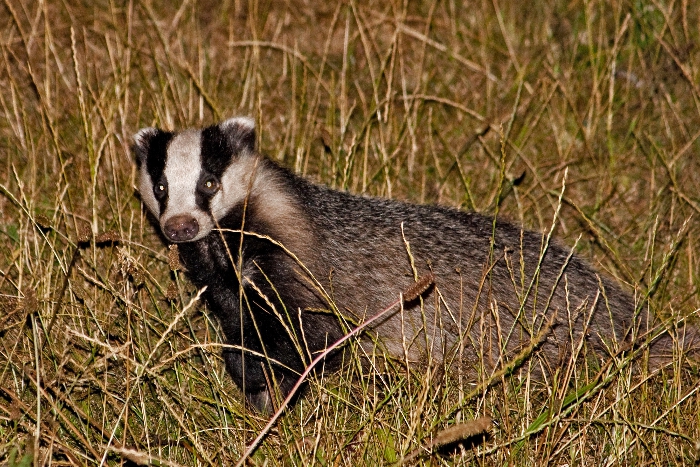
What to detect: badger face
<box><xmin>132</xmin><ymin>117</ymin><xmax>257</xmax><ymax>243</ymax></box>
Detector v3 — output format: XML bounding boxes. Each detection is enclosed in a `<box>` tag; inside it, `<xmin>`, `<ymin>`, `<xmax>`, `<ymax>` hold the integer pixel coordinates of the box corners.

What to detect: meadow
<box><xmin>1</xmin><ymin>0</ymin><xmax>700</xmax><ymax>464</ymax></box>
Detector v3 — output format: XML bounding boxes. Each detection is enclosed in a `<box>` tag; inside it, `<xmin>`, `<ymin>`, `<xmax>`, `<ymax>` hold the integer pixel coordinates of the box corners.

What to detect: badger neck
<box><xmin>201</xmin><ymin>154</ymin><xmax>313</xmax><ymax>266</ymax></box>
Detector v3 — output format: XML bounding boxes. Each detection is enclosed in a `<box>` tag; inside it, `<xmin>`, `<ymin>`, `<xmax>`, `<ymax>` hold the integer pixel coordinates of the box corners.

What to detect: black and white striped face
<box><xmin>132</xmin><ymin>117</ymin><xmax>257</xmax><ymax>242</ymax></box>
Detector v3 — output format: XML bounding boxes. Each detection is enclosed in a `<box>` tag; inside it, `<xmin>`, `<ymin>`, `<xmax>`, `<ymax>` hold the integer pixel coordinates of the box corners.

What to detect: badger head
<box><xmin>132</xmin><ymin>117</ymin><xmax>257</xmax><ymax>242</ymax></box>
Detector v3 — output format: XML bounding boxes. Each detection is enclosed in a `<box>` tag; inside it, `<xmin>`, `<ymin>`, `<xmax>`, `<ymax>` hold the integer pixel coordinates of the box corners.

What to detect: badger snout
<box><xmin>164</xmin><ymin>215</ymin><xmax>200</xmax><ymax>242</ymax></box>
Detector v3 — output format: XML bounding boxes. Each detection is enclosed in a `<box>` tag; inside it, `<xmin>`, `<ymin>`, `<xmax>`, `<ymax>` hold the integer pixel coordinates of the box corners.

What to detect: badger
<box><xmin>131</xmin><ymin>117</ymin><xmax>695</xmax><ymax>411</ymax></box>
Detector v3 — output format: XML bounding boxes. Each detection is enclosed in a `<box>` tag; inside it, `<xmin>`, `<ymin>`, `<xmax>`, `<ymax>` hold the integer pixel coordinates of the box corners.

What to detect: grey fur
<box><xmin>132</xmin><ymin>118</ymin><xmax>696</xmax><ymax>410</ymax></box>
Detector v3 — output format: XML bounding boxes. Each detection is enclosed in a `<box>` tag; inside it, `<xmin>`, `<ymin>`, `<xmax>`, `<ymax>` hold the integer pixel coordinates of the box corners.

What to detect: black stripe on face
<box><xmin>201</xmin><ymin>124</ymin><xmax>236</xmax><ymax>177</ymax></box>
<box><xmin>195</xmin><ymin>171</ymin><xmax>218</xmax><ymax>213</ymax></box>
<box><xmin>143</xmin><ymin>130</ymin><xmax>174</xmax><ymax>214</ymax></box>
<box><xmin>196</xmin><ymin>124</ymin><xmax>236</xmax><ymax>213</ymax></box>
<box><xmin>200</xmin><ymin>120</ymin><xmax>256</xmax><ymax>176</ymax></box>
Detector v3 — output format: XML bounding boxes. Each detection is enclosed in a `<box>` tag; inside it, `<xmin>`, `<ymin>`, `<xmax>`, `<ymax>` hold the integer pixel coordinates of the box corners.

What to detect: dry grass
<box><xmin>1</xmin><ymin>0</ymin><xmax>700</xmax><ymax>465</ymax></box>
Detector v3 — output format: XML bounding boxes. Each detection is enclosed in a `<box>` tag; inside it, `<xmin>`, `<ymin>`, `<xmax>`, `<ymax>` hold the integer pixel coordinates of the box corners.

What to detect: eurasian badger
<box><xmin>132</xmin><ymin>117</ymin><xmax>694</xmax><ymax>411</ymax></box>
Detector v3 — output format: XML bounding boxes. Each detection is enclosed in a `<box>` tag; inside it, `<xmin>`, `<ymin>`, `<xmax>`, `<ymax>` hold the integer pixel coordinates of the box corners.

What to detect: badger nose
<box><xmin>163</xmin><ymin>215</ymin><xmax>199</xmax><ymax>242</ymax></box>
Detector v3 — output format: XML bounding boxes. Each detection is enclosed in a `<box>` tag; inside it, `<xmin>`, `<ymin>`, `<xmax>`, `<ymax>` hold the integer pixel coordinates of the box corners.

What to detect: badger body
<box><xmin>132</xmin><ymin>117</ymin><xmax>670</xmax><ymax>411</ymax></box>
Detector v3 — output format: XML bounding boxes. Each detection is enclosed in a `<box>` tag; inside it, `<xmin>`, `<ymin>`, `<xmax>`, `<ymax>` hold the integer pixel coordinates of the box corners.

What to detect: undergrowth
<box><xmin>1</xmin><ymin>0</ymin><xmax>699</xmax><ymax>465</ymax></box>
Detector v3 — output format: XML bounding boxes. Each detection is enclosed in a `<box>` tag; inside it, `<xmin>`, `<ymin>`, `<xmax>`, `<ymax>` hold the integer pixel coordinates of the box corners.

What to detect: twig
<box><xmin>399</xmin><ymin>416</ymin><xmax>493</xmax><ymax>465</ymax></box>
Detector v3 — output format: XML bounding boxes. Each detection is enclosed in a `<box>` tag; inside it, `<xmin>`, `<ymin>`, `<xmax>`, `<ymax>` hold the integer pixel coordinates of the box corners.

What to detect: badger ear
<box><xmin>220</xmin><ymin>117</ymin><xmax>256</xmax><ymax>153</ymax></box>
<box><xmin>132</xmin><ymin>127</ymin><xmax>159</xmax><ymax>165</ymax></box>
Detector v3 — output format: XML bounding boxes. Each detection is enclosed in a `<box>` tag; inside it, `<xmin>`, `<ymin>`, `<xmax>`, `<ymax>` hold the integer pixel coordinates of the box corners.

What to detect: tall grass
<box><xmin>1</xmin><ymin>0</ymin><xmax>699</xmax><ymax>465</ymax></box>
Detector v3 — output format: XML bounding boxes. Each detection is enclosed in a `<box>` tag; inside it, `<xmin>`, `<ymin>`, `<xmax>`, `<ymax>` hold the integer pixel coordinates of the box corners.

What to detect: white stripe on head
<box><xmin>134</xmin><ymin>127</ymin><xmax>161</xmax><ymax>218</ymax></box>
<box><xmin>161</xmin><ymin>129</ymin><xmax>215</xmax><ymax>240</ymax></box>
<box><xmin>138</xmin><ymin>167</ymin><xmax>160</xmax><ymax>217</ymax></box>
<box><xmin>209</xmin><ymin>151</ymin><xmax>259</xmax><ymax>222</ymax></box>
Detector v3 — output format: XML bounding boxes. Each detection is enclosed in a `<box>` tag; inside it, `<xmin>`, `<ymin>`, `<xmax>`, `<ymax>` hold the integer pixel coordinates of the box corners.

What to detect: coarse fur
<box><xmin>132</xmin><ymin>117</ymin><xmax>697</xmax><ymax>412</ymax></box>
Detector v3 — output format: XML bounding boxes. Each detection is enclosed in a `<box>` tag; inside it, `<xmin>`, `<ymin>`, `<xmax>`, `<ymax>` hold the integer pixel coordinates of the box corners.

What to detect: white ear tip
<box><xmin>133</xmin><ymin>127</ymin><xmax>158</xmax><ymax>146</ymax></box>
<box><xmin>221</xmin><ymin>116</ymin><xmax>255</xmax><ymax>130</ymax></box>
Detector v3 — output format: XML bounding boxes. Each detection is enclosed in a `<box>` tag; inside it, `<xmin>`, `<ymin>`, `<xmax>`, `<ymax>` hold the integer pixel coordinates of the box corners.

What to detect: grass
<box><xmin>1</xmin><ymin>0</ymin><xmax>700</xmax><ymax>465</ymax></box>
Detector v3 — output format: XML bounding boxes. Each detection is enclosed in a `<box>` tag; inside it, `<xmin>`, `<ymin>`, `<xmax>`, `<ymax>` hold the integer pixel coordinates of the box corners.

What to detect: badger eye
<box><xmin>154</xmin><ymin>179</ymin><xmax>168</xmax><ymax>199</ymax></box>
<box><xmin>199</xmin><ymin>176</ymin><xmax>220</xmax><ymax>195</ymax></box>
